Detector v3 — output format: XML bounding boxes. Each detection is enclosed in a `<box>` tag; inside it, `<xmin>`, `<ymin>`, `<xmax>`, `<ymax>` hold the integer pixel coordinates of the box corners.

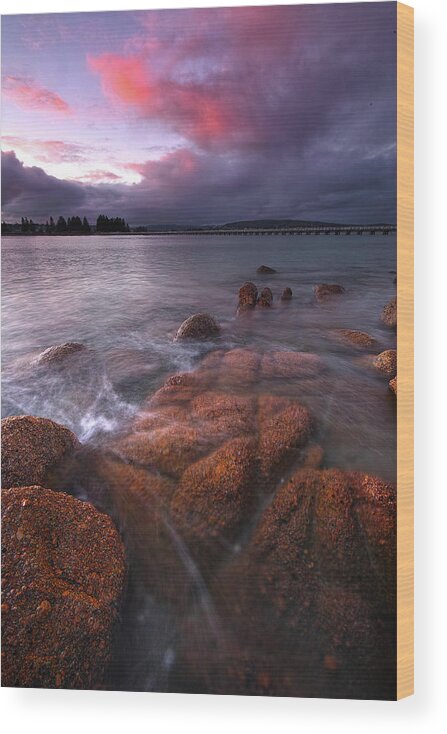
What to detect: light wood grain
<box><xmin>397</xmin><ymin>1</ymin><xmax>414</xmax><ymax>701</ymax></box>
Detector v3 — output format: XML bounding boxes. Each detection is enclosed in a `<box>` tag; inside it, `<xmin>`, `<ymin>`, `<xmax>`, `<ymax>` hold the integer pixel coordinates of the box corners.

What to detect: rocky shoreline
<box><xmin>1</xmin><ymin>278</ymin><xmax>397</xmax><ymax>697</ymax></box>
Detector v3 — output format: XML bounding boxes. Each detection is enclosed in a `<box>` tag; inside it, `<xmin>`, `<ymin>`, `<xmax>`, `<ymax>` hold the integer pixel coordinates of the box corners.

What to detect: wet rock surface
<box><xmin>380</xmin><ymin>296</ymin><xmax>397</xmax><ymax>328</ymax></box>
<box><xmin>1</xmin><ymin>486</ymin><xmax>125</xmax><ymax>689</ymax></box>
<box><xmin>333</xmin><ymin>329</ymin><xmax>378</xmax><ymax>349</ymax></box>
<box><xmin>1</xmin><ymin>415</ymin><xmax>80</xmax><ymax>489</ymax></box>
<box><xmin>176</xmin><ymin>468</ymin><xmax>396</xmax><ymax>699</ymax></box>
<box><xmin>314</xmin><ymin>283</ymin><xmax>345</xmax><ymax>302</ymax></box>
<box><xmin>256</xmin><ymin>265</ymin><xmax>277</xmax><ymax>274</ymax></box>
<box><xmin>373</xmin><ymin>349</ymin><xmax>397</xmax><ymax>378</ymax></box>
<box><xmin>389</xmin><ymin>376</ymin><xmax>397</xmax><ymax>396</ymax></box>
<box><xmin>34</xmin><ymin>342</ymin><xmax>87</xmax><ymax>366</ymax></box>
<box><xmin>257</xmin><ymin>287</ymin><xmax>273</xmax><ymax>308</ymax></box>
<box><xmin>237</xmin><ymin>281</ymin><xmax>258</xmax><ymax>312</ymax></box>
<box><xmin>281</xmin><ymin>287</ymin><xmax>293</xmax><ymax>301</ymax></box>
<box><xmin>174</xmin><ymin>313</ymin><xmax>220</xmax><ymax>340</ymax></box>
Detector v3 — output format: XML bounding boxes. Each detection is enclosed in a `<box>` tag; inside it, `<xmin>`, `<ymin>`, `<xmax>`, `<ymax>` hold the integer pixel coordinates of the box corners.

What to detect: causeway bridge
<box><xmin>144</xmin><ymin>225</ymin><xmax>396</xmax><ymax>236</ymax></box>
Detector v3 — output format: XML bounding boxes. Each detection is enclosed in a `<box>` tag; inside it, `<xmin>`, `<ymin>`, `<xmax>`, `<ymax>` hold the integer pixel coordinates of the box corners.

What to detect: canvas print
<box><xmin>1</xmin><ymin>3</ymin><xmax>401</xmax><ymax>699</ymax></box>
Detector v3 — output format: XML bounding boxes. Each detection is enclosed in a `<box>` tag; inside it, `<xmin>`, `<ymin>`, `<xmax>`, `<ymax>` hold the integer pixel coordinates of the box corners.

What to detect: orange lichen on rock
<box><xmin>373</xmin><ymin>349</ymin><xmax>397</xmax><ymax>378</ymax></box>
<box><xmin>170</xmin><ymin>437</ymin><xmax>257</xmax><ymax>566</ymax></box>
<box><xmin>1</xmin><ymin>486</ymin><xmax>125</xmax><ymax>689</ymax></box>
<box><xmin>1</xmin><ymin>415</ymin><xmax>80</xmax><ymax>489</ymax></box>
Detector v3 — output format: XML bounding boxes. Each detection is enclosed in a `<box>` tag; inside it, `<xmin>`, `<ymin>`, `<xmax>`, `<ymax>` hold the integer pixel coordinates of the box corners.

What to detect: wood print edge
<box><xmin>396</xmin><ymin>0</ymin><xmax>414</xmax><ymax>701</ymax></box>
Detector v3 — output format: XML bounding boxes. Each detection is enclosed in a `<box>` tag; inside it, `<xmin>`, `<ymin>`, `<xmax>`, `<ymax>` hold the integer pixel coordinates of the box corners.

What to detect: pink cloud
<box><xmin>2</xmin><ymin>75</ymin><xmax>71</xmax><ymax>115</ymax></box>
<box><xmin>87</xmin><ymin>53</ymin><xmax>245</xmax><ymax>148</ymax></box>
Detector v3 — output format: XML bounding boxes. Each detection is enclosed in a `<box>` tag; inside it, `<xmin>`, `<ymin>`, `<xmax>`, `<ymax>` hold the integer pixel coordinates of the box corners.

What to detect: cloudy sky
<box><xmin>1</xmin><ymin>3</ymin><xmax>397</xmax><ymax>225</ymax></box>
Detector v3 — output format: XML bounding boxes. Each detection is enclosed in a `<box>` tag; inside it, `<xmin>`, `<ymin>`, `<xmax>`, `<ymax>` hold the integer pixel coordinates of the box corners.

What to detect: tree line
<box><xmin>1</xmin><ymin>214</ymin><xmax>130</xmax><ymax>235</ymax></box>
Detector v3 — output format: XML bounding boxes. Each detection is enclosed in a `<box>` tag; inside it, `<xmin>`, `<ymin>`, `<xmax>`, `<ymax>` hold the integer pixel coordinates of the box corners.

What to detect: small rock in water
<box><xmin>257</xmin><ymin>287</ymin><xmax>273</xmax><ymax>308</ymax></box>
<box><xmin>257</xmin><ymin>265</ymin><xmax>277</xmax><ymax>274</ymax></box>
<box><xmin>314</xmin><ymin>283</ymin><xmax>345</xmax><ymax>302</ymax></box>
<box><xmin>373</xmin><ymin>349</ymin><xmax>397</xmax><ymax>378</ymax></box>
<box><xmin>174</xmin><ymin>313</ymin><xmax>220</xmax><ymax>341</ymax></box>
<box><xmin>237</xmin><ymin>281</ymin><xmax>258</xmax><ymax>312</ymax></box>
<box><xmin>34</xmin><ymin>342</ymin><xmax>86</xmax><ymax>366</ymax></box>
<box><xmin>389</xmin><ymin>376</ymin><xmax>397</xmax><ymax>396</ymax></box>
<box><xmin>281</xmin><ymin>287</ymin><xmax>293</xmax><ymax>301</ymax></box>
<box><xmin>334</xmin><ymin>329</ymin><xmax>378</xmax><ymax>349</ymax></box>
<box><xmin>380</xmin><ymin>296</ymin><xmax>397</xmax><ymax>328</ymax></box>
<box><xmin>1</xmin><ymin>415</ymin><xmax>80</xmax><ymax>489</ymax></box>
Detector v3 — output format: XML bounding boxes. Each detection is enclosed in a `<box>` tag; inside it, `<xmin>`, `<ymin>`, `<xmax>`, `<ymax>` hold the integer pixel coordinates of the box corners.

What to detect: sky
<box><xmin>1</xmin><ymin>3</ymin><xmax>397</xmax><ymax>225</ymax></box>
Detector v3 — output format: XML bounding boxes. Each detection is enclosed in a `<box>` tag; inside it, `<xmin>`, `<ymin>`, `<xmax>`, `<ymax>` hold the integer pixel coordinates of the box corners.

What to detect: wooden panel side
<box><xmin>396</xmin><ymin>1</ymin><xmax>414</xmax><ymax>701</ymax></box>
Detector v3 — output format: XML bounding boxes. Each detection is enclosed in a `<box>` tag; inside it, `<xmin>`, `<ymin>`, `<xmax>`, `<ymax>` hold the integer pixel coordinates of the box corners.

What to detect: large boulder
<box><xmin>237</xmin><ymin>281</ymin><xmax>258</xmax><ymax>312</ymax></box>
<box><xmin>257</xmin><ymin>287</ymin><xmax>273</xmax><ymax>308</ymax></box>
<box><xmin>1</xmin><ymin>416</ymin><xmax>80</xmax><ymax>489</ymax></box>
<box><xmin>373</xmin><ymin>349</ymin><xmax>397</xmax><ymax>378</ymax></box>
<box><xmin>256</xmin><ymin>265</ymin><xmax>277</xmax><ymax>274</ymax></box>
<box><xmin>257</xmin><ymin>396</ymin><xmax>313</xmax><ymax>479</ymax></box>
<box><xmin>174</xmin><ymin>313</ymin><xmax>220</xmax><ymax>341</ymax></box>
<box><xmin>1</xmin><ymin>486</ymin><xmax>125</xmax><ymax>689</ymax></box>
<box><xmin>380</xmin><ymin>296</ymin><xmax>397</xmax><ymax>328</ymax></box>
<box><xmin>314</xmin><ymin>283</ymin><xmax>345</xmax><ymax>302</ymax></box>
<box><xmin>34</xmin><ymin>342</ymin><xmax>86</xmax><ymax>366</ymax></box>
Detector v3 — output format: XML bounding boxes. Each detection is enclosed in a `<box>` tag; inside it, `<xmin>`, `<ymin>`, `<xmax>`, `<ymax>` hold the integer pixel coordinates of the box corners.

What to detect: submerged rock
<box><xmin>257</xmin><ymin>396</ymin><xmax>313</xmax><ymax>479</ymax></box>
<box><xmin>373</xmin><ymin>349</ymin><xmax>397</xmax><ymax>378</ymax></box>
<box><xmin>237</xmin><ymin>281</ymin><xmax>258</xmax><ymax>312</ymax></box>
<box><xmin>334</xmin><ymin>329</ymin><xmax>378</xmax><ymax>349</ymax></box>
<box><xmin>257</xmin><ymin>287</ymin><xmax>273</xmax><ymax>308</ymax></box>
<box><xmin>380</xmin><ymin>296</ymin><xmax>397</xmax><ymax>328</ymax></box>
<box><xmin>256</xmin><ymin>265</ymin><xmax>277</xmax><ymax>274</ymax></box>
<box><xmin>1</xmin><ymin>415</ymin><xmax>80</xmax><ymax>489</ymax></box>
<box><xmin>174</xmin><ymin>313</ymin><xmax>220</xmax><ymax>341</ymax></box>
<box><xmin>260</xmin><ymin>351</ymin><xmax>324</xmax><ymax>378</ymax></box>
<box><xmin>314</xmin><ymin>283</ymin><xmax>345</xmax><ymax>302</ymax></box>
<box><xmin>1</xmin><ymin>486</ymin><xmax>125</xmax><ymax>689</ymax></box>
<box><xmin>34</xmin><ymin>342</ymin><xmax>86</xmax><ymax>366</ymax></box>
<box><xmin>281</xmin><ymin>287</ymin><xmax>293</xmax><ymax>301</ymax></box>
<box><xmin>170</xmin><ymin>437</ymin><xmax>257</xmax><ymax>566</ymax></box>
<box><xmin>178</xmin><ymin>468</ymin><xmax>396</xmax><ymax>699</ymax></box>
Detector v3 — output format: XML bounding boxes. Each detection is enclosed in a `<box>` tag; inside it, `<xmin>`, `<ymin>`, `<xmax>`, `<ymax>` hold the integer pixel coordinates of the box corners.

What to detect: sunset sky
<box><xmin>1</xmin><ymin>3</ymin><xmax>397</xmax><ymax>225</ymax></box>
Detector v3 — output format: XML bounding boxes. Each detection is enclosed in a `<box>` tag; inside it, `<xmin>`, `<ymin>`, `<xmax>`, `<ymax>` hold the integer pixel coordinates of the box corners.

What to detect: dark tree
<box><xmin>56</xmin><ymin>216</ymin><xmax>67</xmax><ymax>233</ymax></box>
<box><xmin>82</xmin><ymin>217</ymin><xmax>91</xmax><ymax>234</ymax></box>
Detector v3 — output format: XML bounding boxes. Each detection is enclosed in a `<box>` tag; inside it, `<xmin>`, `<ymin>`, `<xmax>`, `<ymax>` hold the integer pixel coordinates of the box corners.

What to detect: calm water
<box><xmin>2</xmin><ymin>232</ymin><xmax>396</xmax><ymax>478</ymax></box>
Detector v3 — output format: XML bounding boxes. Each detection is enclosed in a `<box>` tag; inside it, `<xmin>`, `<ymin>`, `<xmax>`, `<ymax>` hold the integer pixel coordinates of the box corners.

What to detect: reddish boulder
<box><xmin>314</xmin><ymin>283</ymin><xmax>345</xmax><ymax>302</ymax></box>
<box><xmin>257</xmin><ymin>396</ymin><xmax>313</xmax><ymax>479</ymax></box>
<box><xmin>281</xmin><ymin>287</ymin><xmax>293</xmax><ymax>301</ymax></box>
<box><xmin>176</xmin><ymin>468</ymin><xmax>396</xmax><ymax>699</ymax></box>
<box><xmin>34</xmin><ymin>342</ymin><xmax>87</xmax><ymax>366</ymax></box>
<box><xmin>380</xmin><ymin>296</ymin><xmax>397</xmax><ymax>328</ymax></box>
<box><xmin>373</xmin><ymin>349</ymin><xmax>397</xmax><ymax>378</ymax></box>
<box><xmin>334</xmin><ymin>329</ymin><xmax>378</xmax><ymax>349</ymax></box>
<box><xmin>257</xmin><ymin>287</ymin><xmax>273</xmax><ymax>308</ymax></box>
<box><xmin>174</xmin><ymin>313</ymin><xmax>220</xmax><ymax>340</ymax></box>
<box><xmin>170</xmin><ymin>437</ymin><xmax>257</xmax><ymax>567</ymax></box>
<box><xmin>389</xmin><ymin>376</ymin><xmax>397</xmax><ymax>396</ymax></box>
<box><xmin>1</xmin><ymin>486</ymin><xmax>125</xmax><ymax>689</ymax></box>
<box><xmin>1</xmin><ymin>415</ymin><xmax>80</xmax><ymax>489</ymax></box>
<box><xmin>237</xmin><ymin>282</ymin><xmax>258</xmax><ymax>312</ymax></box>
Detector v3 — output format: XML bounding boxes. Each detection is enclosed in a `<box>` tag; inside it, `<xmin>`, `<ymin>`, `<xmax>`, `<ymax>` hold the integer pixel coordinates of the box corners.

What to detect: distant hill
<box><xmin>218</xmin><ymin>219</ymin><xmax>394</xmax><ymax>229</ymax></box>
